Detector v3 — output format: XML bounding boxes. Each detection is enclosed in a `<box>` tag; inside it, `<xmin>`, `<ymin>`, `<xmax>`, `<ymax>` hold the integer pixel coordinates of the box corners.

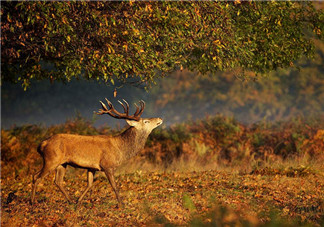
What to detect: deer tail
<box><xmin>37</xmin><ymin>141</ymin><xmax>47</xmax><ymax>155</ymax></box>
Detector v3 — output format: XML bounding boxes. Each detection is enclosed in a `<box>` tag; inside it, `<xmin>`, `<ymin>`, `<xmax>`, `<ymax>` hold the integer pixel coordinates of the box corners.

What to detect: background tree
<box><xmin>1</xmin><ymin>1</ymin><xmax>323</xmax><ymax>89</ymax></box>
<box><xmin>2</xmin><ymin>39</ymin><xmax>324</xmax><ymax>128</ymax></box>
<box><xmin>150</xmin><ymin>40</ymin><xmax>324</xmax><ymax>123</ymax></box>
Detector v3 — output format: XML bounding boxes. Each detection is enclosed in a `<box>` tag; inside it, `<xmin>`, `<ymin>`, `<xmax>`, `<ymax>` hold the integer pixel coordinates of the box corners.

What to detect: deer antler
<box><xmin>95</xmin><ymin>99</ymin><xmax>145</xmax><ymax>121</ymax></box>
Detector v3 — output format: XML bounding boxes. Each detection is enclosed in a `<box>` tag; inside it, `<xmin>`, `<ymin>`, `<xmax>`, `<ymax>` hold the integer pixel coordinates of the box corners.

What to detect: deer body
<box><xmin>38</xmin><ymin>134</ymin><xmax>121</xmax><ymax>171</ymax></box>
<box><xmin>31</xmin><ymin>99</ymin><xmax>162</xmax><ymax>206</ymax></box>
<box><xmin>39</xmin><ymin>125</ymin><xmax>150</xmax><ymax>170</ymax></box>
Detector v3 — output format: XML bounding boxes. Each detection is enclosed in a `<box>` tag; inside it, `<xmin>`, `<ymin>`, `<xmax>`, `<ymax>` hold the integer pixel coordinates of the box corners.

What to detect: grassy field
<box><xmin>1</xmin><ymin>115</ymin><xmax>324</xmax><ymax>226</ymax></box>
<box><xmin>1</xmin><ymin>168</ymin><xmax>323</xmax><ymax>226</ymax></box>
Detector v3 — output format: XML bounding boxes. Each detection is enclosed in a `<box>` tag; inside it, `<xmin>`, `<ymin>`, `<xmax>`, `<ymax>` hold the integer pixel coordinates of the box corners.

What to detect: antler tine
<box><xmin>117</xmin><ymin>100</ymin><xmax>127</xmax><ymax>114</ymax></box>
<box><xmin>96</xmin><ymin>99</ymin><xmax>116</xmax><ymax>116</ymax></box>
<box><xmin>135</xmin><ymin>100</ymin><xmax>145</xmax><ymax>117</ymax></box>
<box><xmin>133</xmin><ymin>103</ymin><xmax>140</xmax><ymax>116</ymax></box>
<box><xmin>95</xmin><ymin>100</ymin><xmax>109</xmax><ymax>115</ymax></box>
<box><xmin>122</xmin><ymin>99</ymin><xmax>130</xmax><ymax>115</ymax></box>
<box><xmin>105</xmin><ymin>98</ymin><xmax>113</xmax><ymax>108</ymax></box>
<box><xmin>105</xmin><ymin>98</ymin><xmax>123</xmax><ymax>118</ymax></box>
<box><xmin>99</xmin><ymin>101</ymin><xmax>109</xmax><ymax>111</ymax></box>
<box><xmin>95</xmin><ymin>110</ymin><xmax>104</xmax><ymax>115</ymax></box>
<box><xmin>122</xmin><ymin>99</ymin><xmax>129</xmax><ymax>108</ymax></box>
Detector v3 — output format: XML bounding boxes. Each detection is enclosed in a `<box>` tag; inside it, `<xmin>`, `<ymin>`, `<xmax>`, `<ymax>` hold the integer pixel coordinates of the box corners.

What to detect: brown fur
<box><xmin>31</xmin><ymin>117</ymin><xmax>163</xmax><ymax>206</ymax></box>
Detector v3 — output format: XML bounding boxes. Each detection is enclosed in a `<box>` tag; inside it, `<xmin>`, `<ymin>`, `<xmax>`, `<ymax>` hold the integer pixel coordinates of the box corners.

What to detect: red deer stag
<box><xmin>31</xmin><ymin>99</ymin><xmax>163</xmax><ymax>207</ymax></box>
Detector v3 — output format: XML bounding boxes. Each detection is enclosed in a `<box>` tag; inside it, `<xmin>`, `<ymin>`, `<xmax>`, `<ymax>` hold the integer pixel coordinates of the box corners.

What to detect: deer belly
<box><xmin>67</xmin><ymin>154</ymin><xmax>102</xmax><ymax>171</ymax></box>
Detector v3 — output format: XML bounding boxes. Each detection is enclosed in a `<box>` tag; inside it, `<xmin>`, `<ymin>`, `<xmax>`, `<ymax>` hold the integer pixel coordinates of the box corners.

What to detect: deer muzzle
<box><xmin>156</xmin><ymin>118</ymin><xmax>163</xmax><ymax>126</ymax></box>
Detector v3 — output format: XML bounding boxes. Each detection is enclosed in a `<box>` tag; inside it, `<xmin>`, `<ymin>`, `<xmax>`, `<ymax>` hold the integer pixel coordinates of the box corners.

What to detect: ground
<box><xmin>1</xmin><ymin>168</ymin><xmax>323</xmax><ymax>226</ymax></box>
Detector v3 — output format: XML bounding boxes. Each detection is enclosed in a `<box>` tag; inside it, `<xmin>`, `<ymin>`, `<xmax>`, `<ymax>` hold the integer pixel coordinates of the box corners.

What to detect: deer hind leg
<box><xmin>104</xmin><ymin>169</ymin><xmax>122</xmax><ymax>208</ymax></box>
<box><xmin>77</xmin><ymin>169</ymin><xmax>96</xmax><ymax>204</ymax></box>
<box><xmin>31</xmin><ymin>163</ymin><xmax>56</xmax><ymax>204</ymax></box>
<box><xmin>55</xmin><ymin>165</ymin><xmax>73</xmax><ymax>203</ymax></box>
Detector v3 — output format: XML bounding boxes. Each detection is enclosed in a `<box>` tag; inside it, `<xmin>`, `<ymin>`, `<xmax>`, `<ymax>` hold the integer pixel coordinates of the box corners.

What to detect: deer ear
<box><xmin>125</xmin><ymin>119</ymin><xmax>138</xmax><ymax>127</ymax></box>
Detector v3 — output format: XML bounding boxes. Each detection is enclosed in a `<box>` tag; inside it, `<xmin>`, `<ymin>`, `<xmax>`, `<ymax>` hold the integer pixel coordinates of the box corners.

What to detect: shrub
<box><xmin>1</xmin><ymin>114</ymin><xmax>323</xmax><ymax>173</ymax></box>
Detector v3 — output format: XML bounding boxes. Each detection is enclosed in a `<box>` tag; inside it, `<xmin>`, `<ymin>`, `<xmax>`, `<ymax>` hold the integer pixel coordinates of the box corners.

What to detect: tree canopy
<box><xmin>1</xmin><ymin>1</ymin><xmax>323</xmax><ymax>89</ymax></box>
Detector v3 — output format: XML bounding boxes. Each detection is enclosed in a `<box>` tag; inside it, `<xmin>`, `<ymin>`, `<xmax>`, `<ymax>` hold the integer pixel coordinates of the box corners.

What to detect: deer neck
<box><xmin>118</xmin><ymin>126</ymin><xmax>149</xmax><ymax>161</ymax></box>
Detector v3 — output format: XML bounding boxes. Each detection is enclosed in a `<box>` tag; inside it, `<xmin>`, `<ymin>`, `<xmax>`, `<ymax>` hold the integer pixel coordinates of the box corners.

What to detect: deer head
<box><xmin>96</xmin><ymin>99</ymin><xmax>163</xmax><ymax>133</ymax></box>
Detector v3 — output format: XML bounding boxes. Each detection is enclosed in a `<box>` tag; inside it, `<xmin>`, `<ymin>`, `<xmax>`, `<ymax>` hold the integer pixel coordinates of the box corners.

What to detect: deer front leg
<box><xmin>104</xmin><ymin>169</ymin><xmax>122</xmax><ymax>208</ymax></box>
<box><xmin>55</xmin><ymin>165</ymin><xmax>73</xmax><ymax>203</ymax></box>
<box><xmin>77</xmin><ymin>169</ymin><xmax>96</xmax><ymax>204</ymax></box>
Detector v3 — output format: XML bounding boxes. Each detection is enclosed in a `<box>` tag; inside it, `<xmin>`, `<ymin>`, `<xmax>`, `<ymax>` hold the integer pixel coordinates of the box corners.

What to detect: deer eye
<box><xmin>144</xmin><ymin>120</ymin><xmax>150</xmax><ymax>124</ymax></box>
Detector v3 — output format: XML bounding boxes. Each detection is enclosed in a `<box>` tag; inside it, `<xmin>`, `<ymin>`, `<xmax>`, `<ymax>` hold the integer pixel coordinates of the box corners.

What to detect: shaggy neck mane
<box><xmin>118</xmin><ymin>126</ymin><xmax>149</xmax><ymax>160</ymax></box>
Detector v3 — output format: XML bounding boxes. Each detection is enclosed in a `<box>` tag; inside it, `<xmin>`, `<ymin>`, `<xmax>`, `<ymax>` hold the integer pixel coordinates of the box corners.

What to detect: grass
<box><xmin>1</xmin><ymin>170</ymin><xmax>323</xmax><ymax>226</ymax></box>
